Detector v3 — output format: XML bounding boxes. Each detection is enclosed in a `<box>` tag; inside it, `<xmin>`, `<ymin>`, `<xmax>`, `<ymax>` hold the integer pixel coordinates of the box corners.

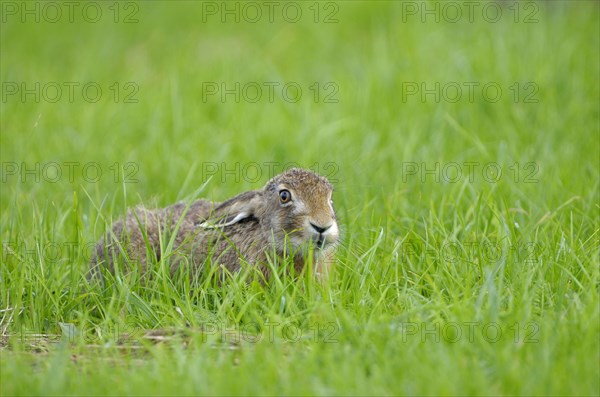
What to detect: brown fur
<box><xmin>89</xmin><ymin>168</ymin><xmax>339</xmax><ymax>283</ymax></box>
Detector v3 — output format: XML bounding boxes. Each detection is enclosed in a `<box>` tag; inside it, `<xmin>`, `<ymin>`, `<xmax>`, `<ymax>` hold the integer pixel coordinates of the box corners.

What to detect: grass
<box><xmin>1</xmin><ymin>1</ymin><xmax>599</xmax><ymax>395</ymax></box>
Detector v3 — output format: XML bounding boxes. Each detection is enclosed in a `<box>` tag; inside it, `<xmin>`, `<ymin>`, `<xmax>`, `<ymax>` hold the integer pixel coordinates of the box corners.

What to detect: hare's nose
<box><xmin>310</xmin><ymin>223</ymin><xmax>331</xmax><ymax>234</ymax></box>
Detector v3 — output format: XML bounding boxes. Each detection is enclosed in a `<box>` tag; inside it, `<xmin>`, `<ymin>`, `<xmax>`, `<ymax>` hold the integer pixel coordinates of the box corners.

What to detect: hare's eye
<box><xmin>279</xmin><ymin>189</ymin><xmax>292</xmax><ymax>204</ymax></box>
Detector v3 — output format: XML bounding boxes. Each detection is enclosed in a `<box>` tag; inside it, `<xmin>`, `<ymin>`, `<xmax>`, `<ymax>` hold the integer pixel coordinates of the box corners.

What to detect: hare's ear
<box><xmin>197</xmin><ymin>191</ymin><xmax>263</xmax><ymax>229</ymax></box>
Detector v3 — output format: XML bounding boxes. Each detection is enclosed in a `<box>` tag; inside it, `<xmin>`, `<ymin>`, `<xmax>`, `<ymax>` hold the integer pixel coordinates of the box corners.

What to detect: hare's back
<box><xmin>164</xmin><ymin>199</ymin><xmax>217</xmax><ymax>225</ymax></box>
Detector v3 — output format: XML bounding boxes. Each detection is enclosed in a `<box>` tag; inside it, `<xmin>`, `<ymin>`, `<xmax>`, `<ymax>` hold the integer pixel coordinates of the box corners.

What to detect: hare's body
<box><xmin>90</xmin><ymin>168</ymin><xmax>338</xmax><ymax>281</ymax></box>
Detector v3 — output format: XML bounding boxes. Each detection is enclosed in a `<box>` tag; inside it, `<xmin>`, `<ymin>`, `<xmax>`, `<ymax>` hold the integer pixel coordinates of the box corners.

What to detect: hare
<box><xmin>90</xmin><ymin>168</ymin><xmax>339</xmax><ymax>282</ymax></box>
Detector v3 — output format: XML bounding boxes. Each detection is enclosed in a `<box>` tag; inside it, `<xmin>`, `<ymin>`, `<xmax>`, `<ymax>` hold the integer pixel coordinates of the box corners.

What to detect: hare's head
<box><xmin>201</xmin><ymin>168</ymin><xmax>339</xmax><ymax>252</ymax></box>
<box><xmin>261</xmin><ymin>168</ymin><xmax>339</xmax><ymax>250</ymax></box>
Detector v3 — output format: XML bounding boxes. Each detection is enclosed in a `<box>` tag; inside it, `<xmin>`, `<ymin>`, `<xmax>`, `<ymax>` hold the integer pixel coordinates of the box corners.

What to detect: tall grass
<box><xmin>1</xmin><ymin>1</ymin><xmax>598</xmax><ymax>395</ymax></box>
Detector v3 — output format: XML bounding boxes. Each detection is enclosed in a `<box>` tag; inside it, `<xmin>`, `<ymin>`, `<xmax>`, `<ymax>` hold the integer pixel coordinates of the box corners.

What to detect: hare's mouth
<box><xmin>310</xmin><ymin>234</ymin><xmax>329</xmax><ymax>250</ymax></box>
<box><xmin>315</xmin><ymin>236</ymin><xmax>326</xmax><ymax>249</ymax></box>
<box><xmin>286</xmin><ymin>229</ymin><xmax>333</xmax><ymax>250</ymax></box>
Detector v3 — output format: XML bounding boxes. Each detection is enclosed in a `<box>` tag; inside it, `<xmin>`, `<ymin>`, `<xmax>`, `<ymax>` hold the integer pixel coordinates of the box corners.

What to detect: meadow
<box><xmin>1</xmin><ymin>1</ymin><xmax>599</xmax><ymax>395</ymax></box>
